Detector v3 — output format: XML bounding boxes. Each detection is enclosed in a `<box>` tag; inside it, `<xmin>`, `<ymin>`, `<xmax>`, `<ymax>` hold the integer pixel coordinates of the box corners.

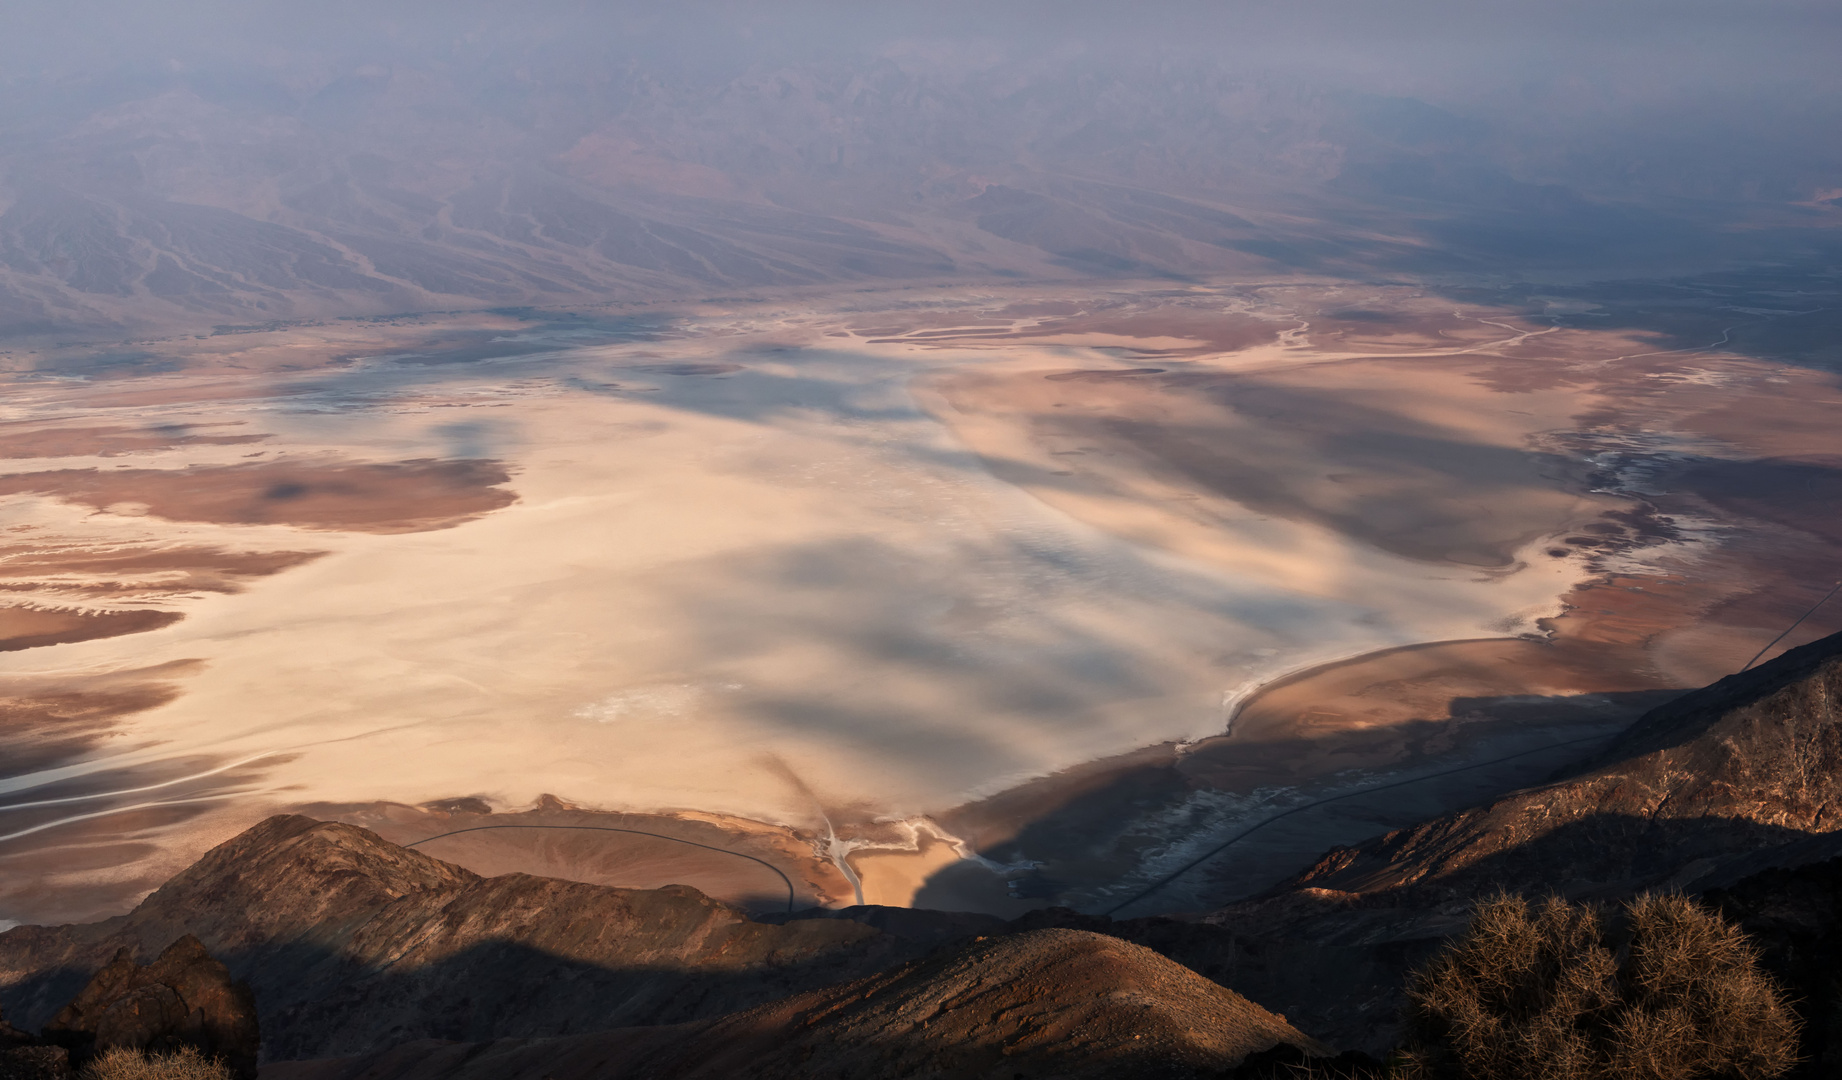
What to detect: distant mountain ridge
<box><xmin>4</xmin><ymin>58</ymin><xmax>1831</xmax><ymax>337</ymax></box>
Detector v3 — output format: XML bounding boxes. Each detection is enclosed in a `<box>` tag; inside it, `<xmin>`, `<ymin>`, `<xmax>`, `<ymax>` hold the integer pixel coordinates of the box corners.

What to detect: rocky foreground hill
<box><xmin>1197</xmin><ymin>627</ymin><xmax>1842</xmax><ymax>1055</ymax></box>
<box><xmin>0</xmin><ymin>816</ymin><xmax>925</xmax><ymax>1060</ymax></box>
<box><xmin>0</xmin><ymin>816</ymin><xmax>1323</xmax><ymax>1078</ymax></box>
<box><xmin>262</xmin><ymin>928</ymin><xmax>1327</xmax><ymax>1080</ymax></box>
<box><xmin>5</xmin><ymin>630</ymin><xmax>1842</xmax><ymax>1077</ymax></box>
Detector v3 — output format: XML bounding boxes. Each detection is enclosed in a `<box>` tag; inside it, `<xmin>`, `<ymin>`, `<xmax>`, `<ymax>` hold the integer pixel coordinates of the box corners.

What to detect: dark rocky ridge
<box><xmin>263</xmin><ymin>928</ymin><xmax>1325</xmax><ymax>1080</ymax></box>
<box><xmin>0</xmin><ymin>818</ymin><xmax>1323</xmax><ymax>1077</ymax></box>
<box><xmin>1274</xmin><ymin>627</ymin><xmax>1842</xmax><ymax>901</ymax></box>
<box><xmin>0</xmin><ymin>816</ymin><xmax>924</xmax><ymax>1061</ymax></box>
<box><xmin>1190</xmin><ymin>628</ymin><xmax>1842</xmax><ymax>1052</ymax></box>
<box><xmin>0</xmin><ymin>1005</ymin><xmax>66</xmax><ymax>1080</ymax></box>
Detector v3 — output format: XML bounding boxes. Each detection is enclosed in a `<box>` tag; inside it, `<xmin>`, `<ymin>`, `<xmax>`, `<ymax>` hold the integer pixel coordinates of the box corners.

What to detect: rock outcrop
<box><xmin>0</xmin><ymin>816</ymin><xmax>924</xmax><ymax>1062</ymax></box>
<box><xmin>0</xmin><ymin>1005</ymin><xmax>66</xmax><ymax>1080</ymax></box>
<box><xmin>261</xmin><ymin>928</ymin><xmax>1326</xmax><ymax>1080</ymax></box>
<box><xmin>42</xmin><ymin>935</ymin><xmax>257</xmax><ymax>1079</ymax></box>
<box><xmin>0</xmin><ymin>1046</ymin><xmax>66</xmax><ymax>1080</ymax></box>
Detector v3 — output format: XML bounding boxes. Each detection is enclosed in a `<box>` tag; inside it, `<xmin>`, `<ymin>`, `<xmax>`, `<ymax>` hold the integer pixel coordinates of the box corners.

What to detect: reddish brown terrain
<box><xmin>0</xmin><ymin>460</ymin><xmax>515</xmax><ymax>534</ymax></box>
<box><xmin>0</xmin><ymin>607</ymin><xmax>183</xmax><ymax>653</ymax></box>
<box><xmin>0</xmin><ymin>661</ymin><xmax>197</xmax><ymax>777</ymax></box>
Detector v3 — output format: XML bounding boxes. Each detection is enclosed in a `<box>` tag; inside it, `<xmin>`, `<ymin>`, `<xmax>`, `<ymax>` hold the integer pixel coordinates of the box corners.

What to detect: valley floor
<box><xmin>2</xmin><ymin>270</ymin><xmax>1839</xmax><ymax>925</ymax></box>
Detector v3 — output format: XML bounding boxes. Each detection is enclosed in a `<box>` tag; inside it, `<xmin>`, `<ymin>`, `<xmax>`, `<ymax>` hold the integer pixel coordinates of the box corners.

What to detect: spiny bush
<box><xmin>1398</xmin><ymin>893</ymin><xmax>1799</xmax><ymax>1080</ymax></box>
<box><xmin>79</xmin><ymin>1046</ymin><xmax>233</xmax><ymax>1080</ymax></box>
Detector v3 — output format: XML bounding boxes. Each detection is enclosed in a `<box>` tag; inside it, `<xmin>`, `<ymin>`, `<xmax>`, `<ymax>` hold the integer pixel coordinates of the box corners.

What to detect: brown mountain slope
<box><xmin>2</xmin><ymin>817</ymin><xmax>1328</xmax><ymax>1076</ymax></box>
<box><xmin>1188</xmin><ymin>628</ymin><xmax>1842</xmax><ymax>1052</ymax></box>
<box><xmin>0</xmin><ymin>816</ymin><xmax>924</xmax><ymax>1062</ymax></box>
<box><xmin>1276</xmin><ymin>627</ymin><xmax>1842</xmax><ymax>902</ymax></box>
<box><xmin>263</xmin><ymin>928</ymin><xmax>1326</xmax><ymax>1080</ymax></box>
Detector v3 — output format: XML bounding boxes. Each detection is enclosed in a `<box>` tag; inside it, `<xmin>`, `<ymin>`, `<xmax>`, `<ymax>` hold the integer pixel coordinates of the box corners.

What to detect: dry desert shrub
<box><xmin>1398</xmin><ymin>893</ymin><xmax>1799</xmax><ymax>1080</ymax></box>
<box><xmin>79</xmin><ymin>1046</ymin><xmax>233</xmax><ymax>1080</ymax></box>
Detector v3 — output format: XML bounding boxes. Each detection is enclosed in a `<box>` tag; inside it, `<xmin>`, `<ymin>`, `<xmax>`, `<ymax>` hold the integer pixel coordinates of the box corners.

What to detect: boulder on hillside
<box><xmin>0</xmin><ymin>1046</ymin><xmax>68</xmax><ymax>1080</ymax></box>
<box><xmin>0</xmin><ymin>1010</ymin><xmax>36</xmax><ymax>1050</ymax></box>
<box><xmin>0</xmin><ymin>1006</ymin><xmax>67</xmax><ymax>1080</ymax></box>
<box><xmin>43</xmin><ymin>936</ymin><xmax>257</xmax><ymax>1080</ymax></box>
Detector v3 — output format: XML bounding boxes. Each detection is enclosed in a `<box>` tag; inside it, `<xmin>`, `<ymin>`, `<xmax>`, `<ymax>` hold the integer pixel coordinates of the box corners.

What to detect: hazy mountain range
<box><xmin>3</xmin><ymin>3</ymin><xmax>1839</xmax><ymax>336</ymax></box>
